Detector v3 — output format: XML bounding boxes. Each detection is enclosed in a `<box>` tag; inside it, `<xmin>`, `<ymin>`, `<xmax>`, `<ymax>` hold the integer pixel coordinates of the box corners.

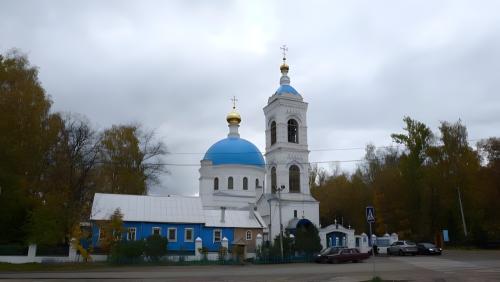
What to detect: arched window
<box><xmin>214</xmin><ymin>177</ymin><xmax>219</xmax><ymax>191</ymax></box>
<box><xmin>271</xmin><ymin>167</ymin><xmax>277</xmax><ymax>194</ymax></box>
<box><xmin>287</xmin><ymin>119</ymin><xmax>298</xmax><ymax>143</ymax></box>
<box><xmin>289</xmin><ymin>165</ymin><xmax>300</xmax><ymax>193</ymax></box>
<box><xmin>270</xmin><ymin>121</ymin><xmax>277</xmax><ymax>145</ymax></box>
<box><xmin>243</xmin><ymin>177</ymin><xmax>248</xmax><ymax>190</ymax></box>
<box><xmin>246</xmin><ymin>230</ymin><xmax>252</xmax><ymax>240</ymax></box>
<box><xmin>228</xmin><ymin>177</ymin><xmax>233</xmax><ymax>190</ymax></box>
<box><xmin>255</xmin><ymin>178</ymin><xmax>259</xmax><ymax>188</ymax></box>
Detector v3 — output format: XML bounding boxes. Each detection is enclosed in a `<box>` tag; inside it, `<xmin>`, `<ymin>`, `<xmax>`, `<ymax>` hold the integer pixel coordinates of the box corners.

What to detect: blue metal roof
<box><xmin>275</xmin><ymin>84</ymin><xmax>300</xmax><ymax>96</ymax></box>
<box><xmin>203</xmin><ymin>137</ymin><xmax>265</xmax><ymax>167</ymax></box>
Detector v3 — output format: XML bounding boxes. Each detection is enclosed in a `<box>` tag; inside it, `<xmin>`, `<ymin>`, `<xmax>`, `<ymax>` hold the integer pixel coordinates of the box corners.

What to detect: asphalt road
<box><xmin>1</xmin><ymin>250</ymin><xmax>499</xmax><ymax>281</ymax></box>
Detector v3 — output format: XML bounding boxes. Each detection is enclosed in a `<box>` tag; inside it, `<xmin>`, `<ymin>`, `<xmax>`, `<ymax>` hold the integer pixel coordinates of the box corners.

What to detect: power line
<box><xmin>167</xmin><ymin>145</ymin><xmax>401</xmax><ymax>155</ymax></box>
<box><xmin>141</xmin><ymin>138</ymin><xmax>486</xmax><ymax>167</ymax></box>
<box><xmin>164</xmin><ymin>138</ymin><xmax>483</xmax><ymax>155</ymax></box>
<box><xmin>155</xmin><ymin>159</ymin><xmax>365</xmax><ymax>167</ymax></box>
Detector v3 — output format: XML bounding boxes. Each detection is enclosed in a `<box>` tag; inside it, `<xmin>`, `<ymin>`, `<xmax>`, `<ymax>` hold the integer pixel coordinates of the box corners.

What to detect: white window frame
<box><xmin>98</xmin><ymin>227</ymin><xmax>105</xmax><ymax>241</ymax></box>
<box><xmin>168</xmin><ymin>227</ymin><xmax>177</xmax><ymax>242</ymax></box>
<box><xmin>184</xmin><ymin>228</ymin><xmax>194</xmax><ymax>242</ymax></box>
<box><xmin>152</xmin><ymin>226</ymin><xmax>161</xmax><ymax>236</ymax></box>
<box><xmin>213</xmin><ymin>229</ymin><xmax>222</xmax><ymax>243</ymax></box>
<box><xmin>246</xmin><ymin>230</ymin><xmax>252</xmax><ymax>241</ymax></box>
<box><xmin>127</xmin><ymin>227</ymin><xmax>137</xmax><ymax>241</ymax></box>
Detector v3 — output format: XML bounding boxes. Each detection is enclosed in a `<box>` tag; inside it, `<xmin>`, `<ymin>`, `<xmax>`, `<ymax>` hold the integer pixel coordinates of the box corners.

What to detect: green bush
<box><xmin>110</xmin><ymin>240</ymin><xmax>145</xmax><ymax>263</ymax></box>
<box><xmin>295</xmin><ymin>224</ymin><xmax>322</xmax><ymax>255</ymax></box>
<box><xmin>144</xmin><ymin>235</ymin><xmax>168</xmax><ymax>262</ymax></box>
<box><xmin>198</xmin><ymin>247</ymin><xmax>208</xmax><ymax>261</ymax></box>
<box><xmin>218</xmin><ymin>246</ymin><xmax>228</xmax><ymax>261</ymax></box>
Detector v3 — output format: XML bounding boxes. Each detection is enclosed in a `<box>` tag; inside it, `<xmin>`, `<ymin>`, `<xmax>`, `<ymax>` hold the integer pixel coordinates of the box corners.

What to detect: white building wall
<box><xmin>267</xmin><ymin>200</ymin><xmax>319</xmax><ymax>240</ymax></box>
<box><xmin>264</xmin><ymin>96</ymin><xmax>311</xmax><ymax>196</ymax></box>
<box><xmin>260</xmin><ymin>85</ymin><xmax>319</xmax><ymax>241</ymax></box>
<box><xmin>199</xmin><ymin>162</ymin><xmax>265</xmax><ymax>209</ymax></box>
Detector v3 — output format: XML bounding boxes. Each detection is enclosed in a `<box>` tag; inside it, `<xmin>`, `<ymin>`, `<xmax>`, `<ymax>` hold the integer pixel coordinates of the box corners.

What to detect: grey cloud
<box><xmin>2</xmin><ymin>0</ymin><xmax>499</xmax><ymax>196</ymax></box>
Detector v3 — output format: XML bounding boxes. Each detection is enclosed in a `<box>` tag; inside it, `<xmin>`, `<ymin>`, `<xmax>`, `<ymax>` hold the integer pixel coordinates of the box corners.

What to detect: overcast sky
<box><xmin>2</xmin><ymin>0</ymin><xmax>499</xmax><ymax>196</ymax></box>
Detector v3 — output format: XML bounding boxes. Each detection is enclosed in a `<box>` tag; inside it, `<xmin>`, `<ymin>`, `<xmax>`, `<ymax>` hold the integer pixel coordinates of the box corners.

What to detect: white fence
<box><xmin>0</xmin><ymin>235</ymin><xmax>262</xmax><ymax>264</ymax></box>
<box><xmin>0</xmin><ymin>244</ymin><xmax>108</xmax><ymax>264</ymax></box>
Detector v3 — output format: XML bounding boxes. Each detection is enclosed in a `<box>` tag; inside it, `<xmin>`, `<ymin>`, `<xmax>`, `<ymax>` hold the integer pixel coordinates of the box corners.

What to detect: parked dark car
<box><xmin>417</xmin><ymin>242</ymin><xmax>442</xmax><ymax>255</ymax></box>
<box><xmin>387</xmin><ymin>240</ymin><xmax>418</xmax><ymax>256</ymax></box>
<box><xmin>315</xmin><ymin>247</ymin><xmax>370</xmax><ymax>263</ymax></box>
<box><xmin>315</xmin><ymin>247</ymin><xmax>345</xmax><ymax>263</ymax></box>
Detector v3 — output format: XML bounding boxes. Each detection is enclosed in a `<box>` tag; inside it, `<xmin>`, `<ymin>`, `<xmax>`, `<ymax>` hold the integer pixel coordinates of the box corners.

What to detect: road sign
<box><xmin>366</xmin><ymin>206</ymin><xmax>375</xmax><ymax>223</ymax></box>
<box><xmin>443</xmin><ymin>230</ymin><xmax>449</xmax><ymax>242</ymax></box>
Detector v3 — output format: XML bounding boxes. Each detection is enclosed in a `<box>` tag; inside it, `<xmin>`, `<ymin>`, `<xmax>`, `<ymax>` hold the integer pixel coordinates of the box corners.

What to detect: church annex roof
<box><xmin>91</xmin><ymin>193</ymin><xmax>205</xmax><ymax>223</ymax></box>
<box><xmin>203</xmin><ymin>137</ymin><xmax>265</xmax><ymax>168</ymax></box>
<box><xmin>204</xmin><ymin>209</ymin><xmax>265</xmax><ymax>228</ymax></box>
<box><xmin>91</xmin><ymin>193</ymin><xmax>266</xmax><ymax>229</ymax></box>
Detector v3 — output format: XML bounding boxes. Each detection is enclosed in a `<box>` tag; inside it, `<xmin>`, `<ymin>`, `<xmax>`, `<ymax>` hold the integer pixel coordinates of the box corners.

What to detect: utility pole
<box><xmin>278</xmin><ymin>185</ymin><xmax>285</xmax><ymax>260</ymax></box>
<box><xmin>451</xmin><ymin>164</ymin><xmax>468</xmax><ymax>238</ymax></box>
<box><xmin>457</xmin><ymin>186</ymin><xmax>468</xmax><ymax>237</ymax></box>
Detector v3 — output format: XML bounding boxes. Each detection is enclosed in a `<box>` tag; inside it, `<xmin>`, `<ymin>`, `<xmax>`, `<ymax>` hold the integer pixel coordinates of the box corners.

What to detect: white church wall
<box><xmin>265</xmin><ymin>199</ymin><xmax>319</xmax><ymax>240</ymax></box>
<box><xmin>200</xmin><ymin>164</ymin><xmax>265</xmax><ymax>209</ymax></box>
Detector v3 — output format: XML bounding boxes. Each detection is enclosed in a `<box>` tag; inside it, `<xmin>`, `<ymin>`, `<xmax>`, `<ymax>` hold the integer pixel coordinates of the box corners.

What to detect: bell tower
<box><xmin>263</xmin><ymin>47</ymin><xmax>310</xmax><ymax>196</ymax></box>
<box><xmin>257</xmin><ymin>46</ymin><xmax>319</xmax><ymax>241</ymax></box>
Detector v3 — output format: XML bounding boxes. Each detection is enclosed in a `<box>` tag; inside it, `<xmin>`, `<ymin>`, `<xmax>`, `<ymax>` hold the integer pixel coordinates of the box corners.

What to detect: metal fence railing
<box><xmin>0</xmin><ymin>244</ymin><xmax>29</xmax><ymax>256</ymax></box>
<box><xmin>36</xmin><ymin>245</ymin><xmax>70</xmax><ymax>257</ymax></box>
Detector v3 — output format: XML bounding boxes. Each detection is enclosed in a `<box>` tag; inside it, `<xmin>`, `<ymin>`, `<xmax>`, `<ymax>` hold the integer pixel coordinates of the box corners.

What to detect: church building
<box><xmin>198</xmin><ymin>54</ymin><xmax>319</xmax><ymax>241</ymax></box>
<box><xmin>90</xmin><ymin>52</ymin><xmax>324</xmax><ymax>257</ymax></box>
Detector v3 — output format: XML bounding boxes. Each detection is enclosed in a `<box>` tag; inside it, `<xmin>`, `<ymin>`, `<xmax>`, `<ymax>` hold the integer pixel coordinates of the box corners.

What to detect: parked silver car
<box><xmin>387</xmin><ymin>240</ymin><xmax>417</xmax><ymax>256</ymax></box>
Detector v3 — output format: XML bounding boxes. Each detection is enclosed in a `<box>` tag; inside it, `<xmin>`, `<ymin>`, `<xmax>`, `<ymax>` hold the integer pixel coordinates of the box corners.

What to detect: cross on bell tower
<box><xmin>280</xmin><ymin>44</ymin><xmax>288</xmax><ymax>62</ymax></box>
<box><xmin>230</xmin><ymin>96</ymin><xmax>238</xmax><ymax>109</ymax></box>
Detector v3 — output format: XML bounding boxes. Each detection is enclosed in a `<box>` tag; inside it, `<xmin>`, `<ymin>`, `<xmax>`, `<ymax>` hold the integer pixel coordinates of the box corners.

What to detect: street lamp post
<box><xmin>278</xmin><ymin>184</ymin><xmax>285</xmax><ymax>260</ymax></box>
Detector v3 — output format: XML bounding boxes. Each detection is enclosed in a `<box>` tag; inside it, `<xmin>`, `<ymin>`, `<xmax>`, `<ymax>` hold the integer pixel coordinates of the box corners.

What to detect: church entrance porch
<box><xmin>327</xmin><ymin>231</ymin><xmax>347</xmax><ymax>247</ymax></box>
<box><xmin>285</xmin><ymin>218</ymin><xmax>314</xmax><ymax>236</ymax></box>
<box><xmin>319</xmin><ymin>222</ymin><xmax>356</xmax><ymax>249</ymax></box>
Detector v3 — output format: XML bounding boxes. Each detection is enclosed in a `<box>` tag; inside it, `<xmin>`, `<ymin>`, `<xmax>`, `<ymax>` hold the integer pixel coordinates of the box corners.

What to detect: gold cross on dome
<box><xmin>280</xmin><ymin>44</ymin><xmax>288</xmax><ymax>60</ymax></box>
<box><xmin>231</xmin><ymin>96</ymin><xmax>238</xmax><ymax>109</ymax></box>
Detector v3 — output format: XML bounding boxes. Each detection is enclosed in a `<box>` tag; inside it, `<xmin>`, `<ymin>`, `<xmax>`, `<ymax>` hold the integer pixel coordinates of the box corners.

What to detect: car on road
<box><xmin>387</xmin><ymin>240</ymin><xmax>418</xmax><ymax>256</ymax></box>
<box><xmin>417</xmin><ymin>242</ymin><xmax>442</xmax><ymax>255</ymax></box>
<box><xmin>315</xmin><ymin>247</ymin><xmax>345</xmax><ymax>263</ymax></box>
<box><xmin>315</xmin><ymin>247</ymin><xmax>370</xmax><ymax>264</ymax></box>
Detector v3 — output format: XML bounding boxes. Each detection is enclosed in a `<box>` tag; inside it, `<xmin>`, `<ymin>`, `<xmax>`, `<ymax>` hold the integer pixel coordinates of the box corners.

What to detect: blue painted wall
<box><xmin>92</xmin><ymin>221</ymin><xmax>234</xmax><ymax>253</ymax></box>
<box><xmin>198</xmin><ymin>226</ymin><xmax>234</xmax><ymax>252</ymax></box>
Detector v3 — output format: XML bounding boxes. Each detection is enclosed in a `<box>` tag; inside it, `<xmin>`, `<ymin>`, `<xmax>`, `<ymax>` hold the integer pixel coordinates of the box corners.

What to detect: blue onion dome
<box><xmin>275</xmin><ymin>84</ymin><xmax>300</xmax><ymax>95</ymax></box>
<box><xmin>203</xmin><ymin>137</ymin><xmax>265</xmax><ymax>168</ymax></box>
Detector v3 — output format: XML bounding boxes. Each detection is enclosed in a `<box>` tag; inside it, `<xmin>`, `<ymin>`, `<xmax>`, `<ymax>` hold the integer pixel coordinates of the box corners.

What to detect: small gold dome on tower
<box><xmin>226</xmin><ymin>108</ymin><xmax>241</xmax><ymax>125</ymax></box>
<box><xmin>280</xmin><ymin>62</ymin><xmax>289</xmax><ymax>72</ymax></box>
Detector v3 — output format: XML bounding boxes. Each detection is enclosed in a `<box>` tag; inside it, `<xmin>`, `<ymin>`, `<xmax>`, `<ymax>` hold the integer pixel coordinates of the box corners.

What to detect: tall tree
<box><xmin>0</xmin><ymin>50</ymin><xmax>59</xmax><ymax>243</ymax></box>
<box><xmin>391</xmin><ymin>116</ymin><xmax>434</xmax><ymax>239</ymax></box>
<box><xmin>96</xmin><ymin>125</ymin><xmax>167</xmax><ymax>195</ymax></box>
<box><xmin>26</xmin><ymin>114</ymin><xmax>101</xmax><ymax>245</ymax></box>
<box><xmin>476</xmin><ymin>138</ymin><xmax>500</xmax><ymax>242</ymax></box>
<box><xmin>435</xmin><ymin>120</ymin><xmax>479</xmax><ymax>241</ymax></box>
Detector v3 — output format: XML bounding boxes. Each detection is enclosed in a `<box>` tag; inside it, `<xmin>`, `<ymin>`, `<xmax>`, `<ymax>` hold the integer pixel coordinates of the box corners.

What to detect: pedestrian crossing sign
<box><xmin>366</xmin><ymin>206</ymin><xmax>375</xmax><ymax>223</ymax></box>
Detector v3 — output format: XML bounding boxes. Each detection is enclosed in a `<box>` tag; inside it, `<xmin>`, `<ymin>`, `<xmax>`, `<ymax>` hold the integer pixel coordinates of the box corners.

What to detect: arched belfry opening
<box><xmin>270</xmin><ymin>121</ymin><xmax>277</xmax><ymax>145</ymax></box>
<box><xmin>289</xmin><ymin>165</ymin><xmax>300</xmax><ymax>193</ymax></box>
<box><xmin>287</xmin><ymin>119</ymin><xmax>298</xmax><ymax>143</ymax></box>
